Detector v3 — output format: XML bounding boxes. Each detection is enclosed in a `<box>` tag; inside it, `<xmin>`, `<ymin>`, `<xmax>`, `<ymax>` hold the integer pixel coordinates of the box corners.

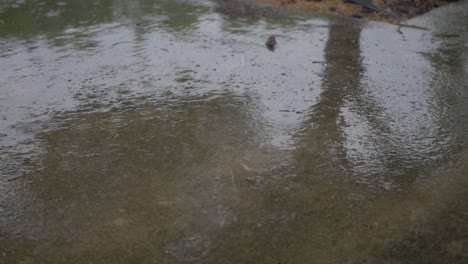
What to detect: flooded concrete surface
<box><xmin>0</xmin><ymin>0</ymin><xmax>467</xmax><ymax>263</ymax></box>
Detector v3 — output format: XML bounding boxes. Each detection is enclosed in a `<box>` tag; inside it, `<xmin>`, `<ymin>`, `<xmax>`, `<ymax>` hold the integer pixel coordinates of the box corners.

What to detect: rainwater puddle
<box><xmin>1</xmin><ymin>0</ymin><xmax>467</xmax><ymax>263</ymax></box>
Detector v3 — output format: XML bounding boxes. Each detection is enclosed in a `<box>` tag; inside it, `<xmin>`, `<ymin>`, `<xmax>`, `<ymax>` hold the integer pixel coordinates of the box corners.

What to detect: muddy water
<box><xmin>1</xmin><ymin>0</ymin><xmax>467</xmax><ymax>263</ymax></box>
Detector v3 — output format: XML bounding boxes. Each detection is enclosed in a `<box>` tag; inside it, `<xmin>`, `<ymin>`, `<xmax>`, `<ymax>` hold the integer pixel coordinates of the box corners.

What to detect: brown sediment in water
<box><xmin>256</xmin><ymin>0</ymin><xmax>460</xmax><ymax>22</ymax></box>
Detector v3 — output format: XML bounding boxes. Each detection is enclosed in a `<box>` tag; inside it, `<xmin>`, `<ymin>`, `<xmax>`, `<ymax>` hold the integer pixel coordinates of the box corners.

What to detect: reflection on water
<box><xmin>1</xmin><ymin>0</ymin><xmax>468</xmax><ymax>263</ymax></box>
<box><xmin>294</xmin><ymin>23</ymin><xmax>368</xmax><ymax>182</ymax></box>
<box><xmin>3</xmin><ymin>93</ymin><xmax>289</xmax><ymax>263</ymax></box>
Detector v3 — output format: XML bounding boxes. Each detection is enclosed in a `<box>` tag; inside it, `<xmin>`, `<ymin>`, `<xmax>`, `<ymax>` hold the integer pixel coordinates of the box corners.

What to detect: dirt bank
<box><xmin>256</xmin><ymin>0</ymin><xmax>460</xmax><ymax>22</ymax></box>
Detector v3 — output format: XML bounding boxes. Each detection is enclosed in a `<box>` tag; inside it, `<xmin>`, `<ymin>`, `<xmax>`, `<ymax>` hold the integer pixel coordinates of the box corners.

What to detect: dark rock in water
<box><xmin>347</xmin><ymin>0</ymin><xmax>393</xmax><ymax>14</ymax></box>
<box><xmin>266</xmin><ymin>35</ymin><xmax>276</xmax><ymax>51</ymax></box>
<box><xmin>329</xmin><ymin>6</ymin><xmax>337</xmax><ymax>12</ymax></box>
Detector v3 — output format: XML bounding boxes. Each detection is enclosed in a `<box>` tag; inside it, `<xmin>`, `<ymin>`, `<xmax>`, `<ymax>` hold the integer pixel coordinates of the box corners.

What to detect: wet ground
<box><xmin>258</xmin><ymin>0</ymin><xmax>461</xmax><ymax>22</ymax></box>
<box><xmin>1</xmin><ymin>0</ymin><xmax>468</xmax><ymax>263</ymax></box>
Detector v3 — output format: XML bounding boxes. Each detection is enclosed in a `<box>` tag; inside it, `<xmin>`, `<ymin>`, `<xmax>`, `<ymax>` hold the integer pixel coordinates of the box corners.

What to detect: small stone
<box><xmin>266</xmin><ymin>35</ymin><xmax>276</xmax><ymax>51</ymax></box>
